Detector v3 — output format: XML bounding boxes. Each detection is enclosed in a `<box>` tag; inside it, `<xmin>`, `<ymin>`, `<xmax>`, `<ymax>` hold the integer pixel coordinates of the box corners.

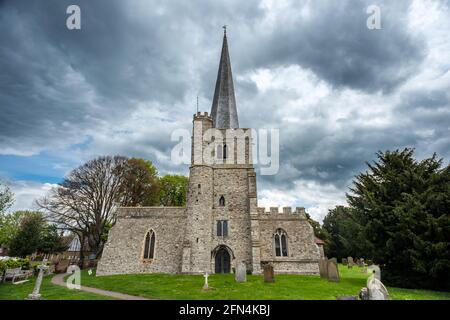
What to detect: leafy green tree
<box><xmin>305</xmin><ymin>212</ymin><xmax>330</xmax><ymax>244</ymax></box>
<box><xmin>38</xmin><ymin>224</ymin><xmax>67</xmax><ymax>254</ymax></box>
<box><xmin>322</xmin><ymin>206</ymin><xmax>366</xmax><ymax>259</ymax></box>
<box><xmin>121</xmin><ymin>158</ymin><xmax>160</xmax><ymax>206</ymax></box>
<box><xmin>9</xmin><ymin>211</ymin><xmax>44</xmax><ymax>257</ymax></box>
<box><xmin>159</xmin><ymin>175</ymin><xmax>188</xmax><ymax>206</ymax></box>
<box><xmin>347</xmin><ymin>148</ymin><xmax>450</xmax><ymax>290</ymax></box>
<box><xmin>0</xmin><ymin>211</ymin><xmax>28</xmax><ymax>246</ymax></box>
<box><xmin>0</xmin><ymin>181</ymin><xmax>14</xmax><ymax>214</ymax></box>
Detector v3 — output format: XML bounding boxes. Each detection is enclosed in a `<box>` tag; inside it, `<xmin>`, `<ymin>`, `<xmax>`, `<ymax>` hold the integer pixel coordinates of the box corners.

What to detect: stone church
<box><xmin>97</xmin><ymin>30</ymin><xmax>321</xmax><ymax>276</ymax></box>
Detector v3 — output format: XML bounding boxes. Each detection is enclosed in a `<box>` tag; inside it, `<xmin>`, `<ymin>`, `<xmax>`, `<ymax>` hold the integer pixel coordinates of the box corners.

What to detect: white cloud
<box><xmin>8</xmin><ymin>181</ymin><xmax>56</xmax><ymax>212</ymax></box>
<box><xmin>258</xmin><ymin>179</ymin><xmax>347</xmax><ymax>222</ymax></box>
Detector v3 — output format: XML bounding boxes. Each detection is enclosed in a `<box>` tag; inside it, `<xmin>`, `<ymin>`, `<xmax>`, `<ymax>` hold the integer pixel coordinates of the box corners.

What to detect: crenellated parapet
<box><xmin>256</xmin><ymin>207</ymin><xmax>307</xmax><ymax>219</ymax></box>
<box><xmin>193</xmin><ymin>111</ymin><xmax>213</xmax><ymax>121</ymax></box>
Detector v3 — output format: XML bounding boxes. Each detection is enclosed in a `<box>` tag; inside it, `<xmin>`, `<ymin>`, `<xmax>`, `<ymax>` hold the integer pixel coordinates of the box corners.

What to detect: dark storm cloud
<box><xmin>1</xmin><ymin>0</ymin><xmax>449</xmax><ymax>217</ymax></box>
<box><xmin>232</xmin><ymin>0</ymin><xmax>425</xmax><ymax>93</ymax></box>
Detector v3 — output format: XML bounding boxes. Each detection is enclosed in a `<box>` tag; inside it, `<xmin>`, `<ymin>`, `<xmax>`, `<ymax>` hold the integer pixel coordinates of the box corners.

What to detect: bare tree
<box><xmin>37</xmin><ymin>156</ymin><xmax>129</xmax><ymax>265</ymax></box>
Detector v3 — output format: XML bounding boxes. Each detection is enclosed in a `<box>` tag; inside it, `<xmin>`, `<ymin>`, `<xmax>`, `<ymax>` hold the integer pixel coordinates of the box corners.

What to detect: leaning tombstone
<box><xmin>235</xmin><ymin>262</ymin><xmax>247</xmax><ymax>283</ymax></box>
<box><xmin>263</xmin><ymin>264</ymin><xmax>275</xmax><ymax>283</ymax></box>
<box><xmin>327</xmin><ymin>259</ymin><xmax>340</xmax><ymax>282</ymax></box>
<box><xmin>342</xmin><ymin>258</ymin><xmax>348</xmax><ymax>265</ymax></box>
<box><xmin>319</xmin><ymin>259</ymin><xmax>328</xmax><ymax>279</ymax></box>
<box><xmin>27</xmin><ymin>260</ymin><xmax>49</xmax><ymax>300</ymax></box>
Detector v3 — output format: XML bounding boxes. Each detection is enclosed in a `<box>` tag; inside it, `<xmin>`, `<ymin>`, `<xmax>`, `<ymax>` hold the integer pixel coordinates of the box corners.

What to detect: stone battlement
<box><xmin>193</xmin><ymin>111</ymin><xmax>212</xmax><ymax>120</ymax></box>
<box><xmin>257</xmin><ymin>207</ymin><xmax>307</xmax><ymax>216</ymax></box>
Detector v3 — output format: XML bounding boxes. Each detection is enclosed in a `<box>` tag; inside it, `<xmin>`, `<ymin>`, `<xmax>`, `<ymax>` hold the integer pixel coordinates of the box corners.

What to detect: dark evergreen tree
<box><xmin>9</xmin><ymin>212</ymin><xmax>44</xmax><ymax>257</ymax></box>
<box><xmin>347</xmin><ymin>149</ymin><xmax>450</xmax><ymax>290</ymax></box>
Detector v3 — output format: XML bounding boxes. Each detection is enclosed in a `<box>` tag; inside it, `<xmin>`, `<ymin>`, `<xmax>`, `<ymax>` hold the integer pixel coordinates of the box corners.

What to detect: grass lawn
<box><xmin>0</xmin><ymin>275</ymin><xmax>113</xmax><ymax>300</ymax></box>
<box><xmin>1</xmin><ymin>265</ymin><xmax>448</xmax><ymax>300</ymax></box>
<box><xmin>78</xmin><ymin>265</ymin><xmax>450</xmax><ymax>300</ymax></box>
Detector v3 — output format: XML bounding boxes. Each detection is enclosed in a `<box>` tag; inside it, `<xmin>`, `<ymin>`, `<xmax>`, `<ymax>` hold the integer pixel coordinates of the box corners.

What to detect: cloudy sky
<box><xmin>1</xmin><ymin>0</ymin><xmax>449</xmax><ymax>221</ymax></box>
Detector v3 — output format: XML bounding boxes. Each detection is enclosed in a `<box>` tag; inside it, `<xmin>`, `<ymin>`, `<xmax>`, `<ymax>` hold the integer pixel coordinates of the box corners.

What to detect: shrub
<box><xmin>0</xmin><ymin>257</ymin><xmax>30</xmax><ymax>273</ymax></box>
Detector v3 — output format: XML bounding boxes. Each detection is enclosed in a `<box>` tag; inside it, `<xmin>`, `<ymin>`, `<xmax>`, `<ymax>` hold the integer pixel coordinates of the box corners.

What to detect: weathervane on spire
<box><xmin>222</xmin><ymin>25</ymin><xmax>227</xmax><ymax>35</ymax></box>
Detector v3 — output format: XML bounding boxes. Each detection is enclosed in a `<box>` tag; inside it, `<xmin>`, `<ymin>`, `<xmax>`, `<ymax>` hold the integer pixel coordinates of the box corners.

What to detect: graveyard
<box><xmin>1</xmin><ymin>265</ymin><xmax>449</xmax><ymax>300</ymax></box>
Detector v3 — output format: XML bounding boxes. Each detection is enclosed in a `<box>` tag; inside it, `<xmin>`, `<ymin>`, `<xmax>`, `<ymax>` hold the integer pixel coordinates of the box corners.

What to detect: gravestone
<box><xmin>235</xmin><ymin>262</ymin><xmax>247</xmax><ymax>283</ymax></box>
<box><xmin>368</xmin><ymin>265</ymin><xmax>381</xmax><ymax>281</ymax></box>
<box><xmin>327</xmin><ymin>259</ymin><xmax>340</xmax><ymax>282</ymax></box>
<box><xmin>202</xmin><ymin>272</ymin><xmax>209</xmax><ymax>290</ymax></box>
<box><xmin>27</xmin><ymin>260</ymin><xmax>49</xmax><ymax>300</ymax></box>
<box><xmin>367</xmin><ymin>277</ymin><xmax>389</xmax><ymax>300</ymax></box>
<box><xmin>342</xmin><ymin>258</ymin><xmax>348</xmax><ymax>265</ymax></box>
<box><xmin>319</xmin><ymin>259</ymin><xmax>328</xmax><ymax>278</ymax></box>
<box><xmin>358</xmin><ymin>258</ymin><xmax>365</xmax><ymax>267</ymax></box>
<box><xmin>263</xmin><ymin>264</ymin><xmax>275</xmax><ymax>283</ymax></box>
<box><xmin>329</xmin><ymin>257</ymin><xmax>337</xmax><ymax>264</ymax></box>
<box><xmin>347</xmin><ymin>256</ymin><xmax>354</xmax><ymax>269</ymax></box>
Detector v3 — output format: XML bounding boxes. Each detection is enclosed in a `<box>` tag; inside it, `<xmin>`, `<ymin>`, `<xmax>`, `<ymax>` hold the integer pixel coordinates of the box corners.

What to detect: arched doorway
<box><xmin>214</xmin><ymin>247</ymin><xmax>231</xmax><ymax>273</ymax></box>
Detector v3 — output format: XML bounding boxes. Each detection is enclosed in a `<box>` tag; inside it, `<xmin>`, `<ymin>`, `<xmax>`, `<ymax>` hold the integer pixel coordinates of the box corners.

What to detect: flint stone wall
<box><xmin>256</xmin><ymin>209</ymin><xmax>320</xmax><ymax>274</ymax></box>
<box><xmin>96</xmin><ymin>207</ymin><xmax>186</xmax><ymax>276</ymax></box>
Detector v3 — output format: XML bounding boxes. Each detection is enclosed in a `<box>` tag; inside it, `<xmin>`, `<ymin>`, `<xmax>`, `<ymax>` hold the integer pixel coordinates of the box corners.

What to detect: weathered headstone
<box><xmin>347</xmin><ymin>256</ymin><xmax>354</xmax><ymax>269</ymax></box>
<box><xmin>342</xmin><ymin>258</ymin><xmax>348</xmax><ymax>265</ymax></box>
<box><xmin>27</xmin><ymin>260</ymin><xmax>49</xmax><ymax>300</ymax></box>
<box><xmin>319</xmin><ymin>259</ymin><xmax>328</xmax><ymax>279</ymax></box>
<box><xmin>263</xmin><ymin>264</ymin><xmax>275</xmax><ymax>283</ymax></box>
<box><xmin>327</xmin><ymin>259</ymin><xmax>340</xmax><ymax>282</ymax></box>
<box><xmin>367</xmin><ymin>277</ymin><xmax>389</xmax><ymax>300</ymax></box>
<box><xmin>329</xmin><ymin>257</ymin><xmax>337</xmax><ymax>264</ymax></box>
<box><xmin>235</xmin><ymin>262</ymin><xmax>247</xmax><ymax>283</ymax></box>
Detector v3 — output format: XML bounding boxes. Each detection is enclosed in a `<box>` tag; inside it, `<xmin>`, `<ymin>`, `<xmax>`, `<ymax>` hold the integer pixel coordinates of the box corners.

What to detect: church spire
<box><xmin>210</xmin><ymin>27</ymin><xmax>239</xmax><ymax>129</ymax></box>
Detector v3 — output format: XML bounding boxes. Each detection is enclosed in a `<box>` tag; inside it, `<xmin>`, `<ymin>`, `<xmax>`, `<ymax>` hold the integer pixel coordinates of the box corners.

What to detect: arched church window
<box><xmin>142</xmin><ymin>230</ymin><xmax>156</xmax><ymax>260</ymax></box>
<box><xmin>223</xmin><ymin>144</ymin><xmax>227</xmax><ymax>159</ymax></box>
<box><xmin>219</xmin><ymin>195</ymin><xmax>225</xmax><ymax>207</ymax></box>
<box><xmin>274</xmin><ymin>228</ymin><xmax>288</xmax><ymax>257</ymax></box>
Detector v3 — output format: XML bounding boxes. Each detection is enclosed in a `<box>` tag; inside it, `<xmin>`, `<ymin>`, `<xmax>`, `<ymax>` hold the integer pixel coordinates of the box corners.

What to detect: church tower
<box><xmin>97</xmin><ymin>28</ymin><xmax>320</xmax><ymax>277</ymax></box>
<box><xmin>181</xmin><ymin>29</ymin><xmax>258</xmax><ymax>274</ymax></box>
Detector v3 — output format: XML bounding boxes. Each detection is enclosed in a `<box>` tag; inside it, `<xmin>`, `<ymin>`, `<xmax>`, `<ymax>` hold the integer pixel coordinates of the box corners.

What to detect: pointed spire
<box><xmin>210</xmin><ymin>27</ymin><xmax>239</xmax><ymax>129</ymax></box>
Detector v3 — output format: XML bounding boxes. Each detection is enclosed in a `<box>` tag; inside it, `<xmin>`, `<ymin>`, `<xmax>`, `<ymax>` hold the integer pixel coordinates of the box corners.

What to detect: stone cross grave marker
<box><xmin>203</xmin><ymin>272</ymin><xmax>209</xmax><ymax>290</ymax></box>
<box><xmin>235</xmin><ymin>262</ymin><xmax>247</xmax><ymax>283</ymax></box>
<box><xmin>27</xmin><ymin>259</ymin><xmax>49</xmax><ymax>300</ymax></box>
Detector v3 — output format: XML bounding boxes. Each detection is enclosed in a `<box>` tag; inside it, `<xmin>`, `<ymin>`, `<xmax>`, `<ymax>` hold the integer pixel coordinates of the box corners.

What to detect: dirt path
<box><xmin>51</xmin><ymin>273</ymin><xmax>150</xmax><ymax>300</ymax></box>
